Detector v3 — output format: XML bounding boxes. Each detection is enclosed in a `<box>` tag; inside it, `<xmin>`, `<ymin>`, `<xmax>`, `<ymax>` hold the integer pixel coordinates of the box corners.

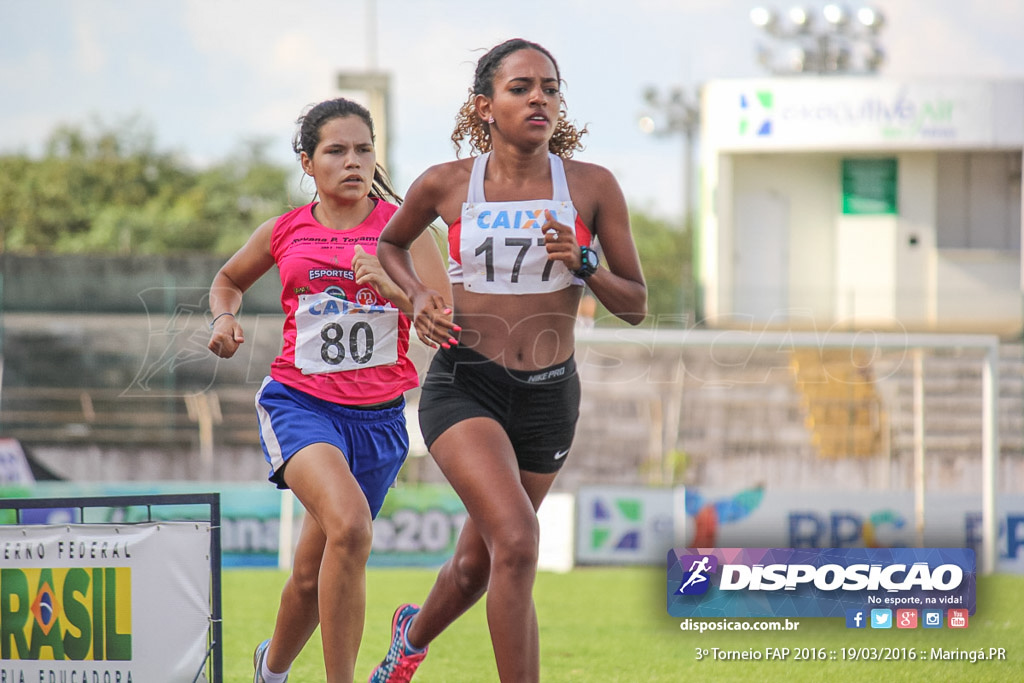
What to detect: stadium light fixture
<box><xmin>822</xmin><ymin>3</ymin><xmax>848</xmax><ymax>28</ymax></box>
<box><xmin>787</xmin><ymin>6</ymin><xmax>810</xmax><ymax>29</ymax></box>
<box><xmin>750</xmin><ymin>7</ymin><xmax>776</xmax><ymax>30</ymax></box>
<box><xmin>751</xmin><ymin>5</ymin><xmax>885</xmax><ymax>75</ymax></box>
<box><xmin>637</xmin><ymin>85</ymin><xmax>701</xmax><ymax>228</ymax></box>
<box><xmin>857</xmin><ymin>6</ymin><xmax>883</xmax><ymax>30</ymax></box>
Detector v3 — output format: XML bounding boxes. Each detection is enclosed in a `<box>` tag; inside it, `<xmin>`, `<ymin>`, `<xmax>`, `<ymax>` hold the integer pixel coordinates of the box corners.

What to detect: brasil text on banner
<box><xmin>0</xmin><ymin>522</ymin><xmax>210</xmax><ymax>680</ymax></box>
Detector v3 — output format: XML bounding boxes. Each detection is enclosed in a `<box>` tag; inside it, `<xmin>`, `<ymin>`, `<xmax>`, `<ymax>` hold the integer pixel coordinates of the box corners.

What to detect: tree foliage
<box><xmin>0</xmin><ymin>118</ymin><xmax>696</xmax><ymax>323</ymax></box>
<box><xmin>629</xmin><ymin>211</ymin><xmax>693</xmax><ymax>324</ymax></box>
<box><xmin>587</xmin><ymin>211</ymin><xmax>693</xmax><ymax>326</ymax></box>
<box><xmin>0</xmin><ymin>117</ymin><xmax>291</xmax><ymax>254</ymax></box>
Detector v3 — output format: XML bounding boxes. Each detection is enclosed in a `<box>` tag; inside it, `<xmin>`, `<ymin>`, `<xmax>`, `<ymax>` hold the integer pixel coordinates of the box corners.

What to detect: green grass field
<box><xmin>223</xmin><ymin>568</ymin><xmax>1023</xmax><ymax>682</ymax></box>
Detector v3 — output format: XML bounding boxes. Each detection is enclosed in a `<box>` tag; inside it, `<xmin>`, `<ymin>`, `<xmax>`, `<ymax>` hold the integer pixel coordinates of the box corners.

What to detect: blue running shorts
<box><xmin>254</xmin><ymin>377</ymin><xmax>409</xmax><ymax>518</ymax></box>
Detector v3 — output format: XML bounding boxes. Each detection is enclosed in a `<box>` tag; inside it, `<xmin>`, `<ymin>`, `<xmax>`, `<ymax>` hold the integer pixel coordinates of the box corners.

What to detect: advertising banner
<box><xmin>575</xmin><ymin>486</ymin><xmax>679</xmax><ymax>565</ymax></box>
<box><xmin>370</xmin><ymin>484</ymin><xmax>467</xmax><ymax>567</ymax></box>
<box><xmin>0</xmin><ymin>522</ymin><xmax>210</xmax><ymax>681</ymax></box>
<box><xmin>703</xmin><ymin>79</ymin><xmax>1020</xmax><ymax>151</ymax></box>
<box><xmin>0</xmin><ymin>481</ymin><xmax>471</xmax><ymax>569</ymax></box>
<box><xmin>1</xmin><ymin>482</ymin><xmax>284</xmax><ymax>568</ymax></box>
<box><xmin>667</xmin><ymin>547</ymin><xmax>976</xmax><ymax>619</ymax></box>
<box><xmin>0</xmin><ymin>438</ymin><xmax>35</xmax><ymax>486</ymax></box>
<box><xmin>683</xmin><ymin>488</ymin><xmax>1024</xmax><ymax>574</ymax></box>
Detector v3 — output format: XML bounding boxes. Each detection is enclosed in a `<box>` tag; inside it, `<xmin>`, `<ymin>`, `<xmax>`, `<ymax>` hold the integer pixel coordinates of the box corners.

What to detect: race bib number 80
<box><xmin>294</xmin><ymin>293</ymin><xmax>399</xmax><ymax>375</ymax></box>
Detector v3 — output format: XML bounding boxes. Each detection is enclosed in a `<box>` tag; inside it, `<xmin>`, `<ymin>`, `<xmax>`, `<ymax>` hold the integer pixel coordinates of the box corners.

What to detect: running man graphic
<box><xmin>675</xmin><ymin>554</ymin><xmax>719</xmax><ymax>596</ymax></box>
<box><xmin>679</xmin><ymin>556</ymin><xmax>712</xmax><ymax>593</ymax></box>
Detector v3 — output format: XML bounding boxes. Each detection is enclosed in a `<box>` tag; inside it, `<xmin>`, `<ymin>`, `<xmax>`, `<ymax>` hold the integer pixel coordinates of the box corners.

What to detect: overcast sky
<box><xmin>2</xmin><ymin>0</ymin><xmax>1023</xmax><ymax>220</ymax></box>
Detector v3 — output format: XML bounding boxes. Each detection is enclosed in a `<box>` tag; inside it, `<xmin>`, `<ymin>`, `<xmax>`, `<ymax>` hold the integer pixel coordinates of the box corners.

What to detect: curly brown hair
<box><xmin>450</xmin><ymin>39</ymin><xmax>587</xmax><ymax>159</ymax></box>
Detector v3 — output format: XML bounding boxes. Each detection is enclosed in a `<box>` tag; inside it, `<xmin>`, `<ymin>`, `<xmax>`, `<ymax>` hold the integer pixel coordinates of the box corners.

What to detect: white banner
<box><xmin>575</xmin><ymin>486</ymin><xmax>678</xmax><ymax>565</ymax></box>
<box><xmin>704</xmin><ymin>79</ymin><xmax>1023</xmax><ymax>151</ymax></box>
<box><xmin>0</xmin><ymin>522</ymin><xmax>211</xmax><ymax>682</ymax></box>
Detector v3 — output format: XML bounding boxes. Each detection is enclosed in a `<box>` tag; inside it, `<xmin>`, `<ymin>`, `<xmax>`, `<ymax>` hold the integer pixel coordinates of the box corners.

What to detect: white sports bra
<box><xmin>448</xmin><ymin>152</ymin><xmax>590</xmax><ymax>294</ymax></box>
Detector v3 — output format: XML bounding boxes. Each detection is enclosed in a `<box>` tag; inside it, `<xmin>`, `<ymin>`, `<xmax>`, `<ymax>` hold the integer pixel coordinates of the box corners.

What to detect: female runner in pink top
<box><xmin>208</xmin><ymin>98</ymin><xmax>449</xmax><ymax>683</ymax></box>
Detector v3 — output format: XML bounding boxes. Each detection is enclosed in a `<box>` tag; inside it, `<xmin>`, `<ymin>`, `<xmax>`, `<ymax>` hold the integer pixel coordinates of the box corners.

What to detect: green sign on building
<box><xmin>842</xmin><ymin>158</ymin><xmax>898</xmax><ymax>215</ymax></box>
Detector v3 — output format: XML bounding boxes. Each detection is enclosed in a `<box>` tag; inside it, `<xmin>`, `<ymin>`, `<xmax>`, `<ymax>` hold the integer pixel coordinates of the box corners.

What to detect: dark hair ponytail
<box><xmin>293</xmin><ymin>98</ymin><xmax>402</xmax><ymax>203</ymax></box>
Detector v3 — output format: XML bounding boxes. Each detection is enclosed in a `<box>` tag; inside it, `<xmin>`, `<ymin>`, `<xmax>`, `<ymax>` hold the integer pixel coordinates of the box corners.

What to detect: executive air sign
<box><xmin>703</xmin><ymin>79</ymin><xmax>1018</xmax><ymax>151</ymax></box>
<box><xmin>0</xmin><ymin>523</ymin><xmax>211</xmax><ymax>681</ymax></box>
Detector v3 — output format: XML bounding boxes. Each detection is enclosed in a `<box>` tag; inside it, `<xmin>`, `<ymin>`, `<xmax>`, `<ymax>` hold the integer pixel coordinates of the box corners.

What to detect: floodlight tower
<box><xmin>750</xmin><ymin>4</ymin><xmax>885</xmax><ymax>75</ymax></box>
<box><xmin>637</xmin><ymin>85</ymin><xmax>701</xmax><ymax>323</ymax></box>
<box><xmin>638</xmin><ymin>86</ymin><xmax>700</xmax><ymax>230</ymax></box>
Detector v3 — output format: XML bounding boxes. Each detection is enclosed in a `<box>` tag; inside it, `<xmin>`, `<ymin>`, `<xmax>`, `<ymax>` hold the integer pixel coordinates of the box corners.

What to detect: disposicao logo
<box><xmin>674</xmin><ymin>555</ymin><xmax>718</xmax><ymax>596</ymax></box>
<box><xmin>667</xmin><ymin>548</ymin><xmax>975</xmax><ymax>619</ymax></box>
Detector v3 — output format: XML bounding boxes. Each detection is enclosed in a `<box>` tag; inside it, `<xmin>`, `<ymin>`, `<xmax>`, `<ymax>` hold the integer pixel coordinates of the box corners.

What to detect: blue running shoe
<box><xmin>253</xmin><ymin>639</ymin><xmax>287</xmax><ymax>683</ymax></box>
<box><xmin>368</xmin><ymin>604</ymin><xmax>428</xmax><ymax>682</ymax></box>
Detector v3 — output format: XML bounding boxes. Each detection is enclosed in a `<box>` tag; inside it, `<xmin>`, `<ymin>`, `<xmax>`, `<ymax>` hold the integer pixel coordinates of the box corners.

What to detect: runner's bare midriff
<box><xmin>452</xmin><ymin>285</ymin><xmax>582</xmax><ymax>370</ymax></box>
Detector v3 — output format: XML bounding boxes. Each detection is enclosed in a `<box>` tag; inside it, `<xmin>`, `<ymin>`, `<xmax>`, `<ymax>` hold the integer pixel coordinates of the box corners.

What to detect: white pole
<box><xmin>981</xmin><ymin>343</ymin><xmax>1000</xmax><ymax>575</ymax></box>
<box><xmin>913</xmin><ymin>349</ymin><xmax>925</xmax><ymax>547</ymax></box>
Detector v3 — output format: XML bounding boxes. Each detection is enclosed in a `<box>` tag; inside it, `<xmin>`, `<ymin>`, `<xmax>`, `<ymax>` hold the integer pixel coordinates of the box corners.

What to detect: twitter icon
<box><xmin>870</xmin><ymin>609</ymin><xmax>892</xmax><ymax>629</ymax></box>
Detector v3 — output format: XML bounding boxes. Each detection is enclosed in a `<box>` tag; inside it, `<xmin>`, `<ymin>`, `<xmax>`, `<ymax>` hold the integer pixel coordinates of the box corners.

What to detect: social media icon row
<box><xmin>845</xmin><ymin>608</ymin><xmax>969</xmax><ymax>629</ymax></box>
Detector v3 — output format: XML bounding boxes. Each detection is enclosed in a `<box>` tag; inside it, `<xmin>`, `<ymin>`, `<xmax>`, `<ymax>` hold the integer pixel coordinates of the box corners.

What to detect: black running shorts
<box><xmin>417</xmin><ymin>346</ymin><xmax>581</xmax><ymax>473</ymax></box>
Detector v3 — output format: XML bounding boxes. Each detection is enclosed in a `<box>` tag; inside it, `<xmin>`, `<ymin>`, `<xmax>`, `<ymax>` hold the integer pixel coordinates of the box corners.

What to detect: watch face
<box><xmin>576</xmin><ymin>246</ymin><xmax>598</xmax><ymax>277</ymax></box>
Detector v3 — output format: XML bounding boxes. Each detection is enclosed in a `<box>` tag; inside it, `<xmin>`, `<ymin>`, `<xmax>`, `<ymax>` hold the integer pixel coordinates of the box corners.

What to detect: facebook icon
<box><xmin>845</xmin><ymin>609</ymin><xmax>867</xmax><ymax>629</ymax></box>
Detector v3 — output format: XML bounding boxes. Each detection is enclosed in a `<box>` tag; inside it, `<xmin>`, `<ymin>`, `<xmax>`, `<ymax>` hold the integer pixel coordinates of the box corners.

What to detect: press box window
<box><xmin>842</xmin><ymin>158</ymin><xmax>898</xmax><ymax>215</ymax></box>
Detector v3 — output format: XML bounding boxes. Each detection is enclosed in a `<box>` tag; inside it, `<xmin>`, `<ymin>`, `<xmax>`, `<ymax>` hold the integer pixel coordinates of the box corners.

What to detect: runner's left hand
<box><xmin>353</xmin><ymin>245</ymin><xmax>403</xmax><ymax>302</ymax></box>
<box><xmin>542</xmin><ymin>209</ymin><xmax>582</xmax><ymax>271</ymax></box>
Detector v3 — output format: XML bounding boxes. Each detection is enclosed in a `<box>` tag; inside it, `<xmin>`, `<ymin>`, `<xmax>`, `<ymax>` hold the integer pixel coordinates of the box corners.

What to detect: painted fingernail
<box><xmin>441</xmin><ymin>343</ymin><xmax>451</xmax><ymax>349</ymax></box>
<box><xmin>452</xmin><ymin>325</ymin><xmax>462</xmax><ymax>332</ymax></box>
<box><xmin>448</xmin><ymin>337</ymin><xmax>459</xmax><ymax>346</ymax></box>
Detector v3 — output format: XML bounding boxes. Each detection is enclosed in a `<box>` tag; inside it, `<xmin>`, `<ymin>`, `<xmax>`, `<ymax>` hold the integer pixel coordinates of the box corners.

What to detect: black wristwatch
<box><xmin>573</xmin><ymin>246</ymin><xmax>599</xmax><ymax>279</ymax></box>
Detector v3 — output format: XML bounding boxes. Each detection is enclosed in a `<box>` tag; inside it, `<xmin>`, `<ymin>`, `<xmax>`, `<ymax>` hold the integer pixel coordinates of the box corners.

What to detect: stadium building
<box><xmin>697</xmin><ymin>77</ymin><xmax>1024</xmax><ymax>336</ymax></box>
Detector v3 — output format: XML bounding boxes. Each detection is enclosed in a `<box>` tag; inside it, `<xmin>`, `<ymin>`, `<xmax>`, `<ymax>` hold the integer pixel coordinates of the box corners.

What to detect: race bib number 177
<box><xmin>459</xmin><ymin>199</ymin><xmax>577</xmax><ymax>294</ymax></box>
<box><xmin>294</xmin><ymin>293</ymin><xmax>399</xmax><ymax>375</ymax></box>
